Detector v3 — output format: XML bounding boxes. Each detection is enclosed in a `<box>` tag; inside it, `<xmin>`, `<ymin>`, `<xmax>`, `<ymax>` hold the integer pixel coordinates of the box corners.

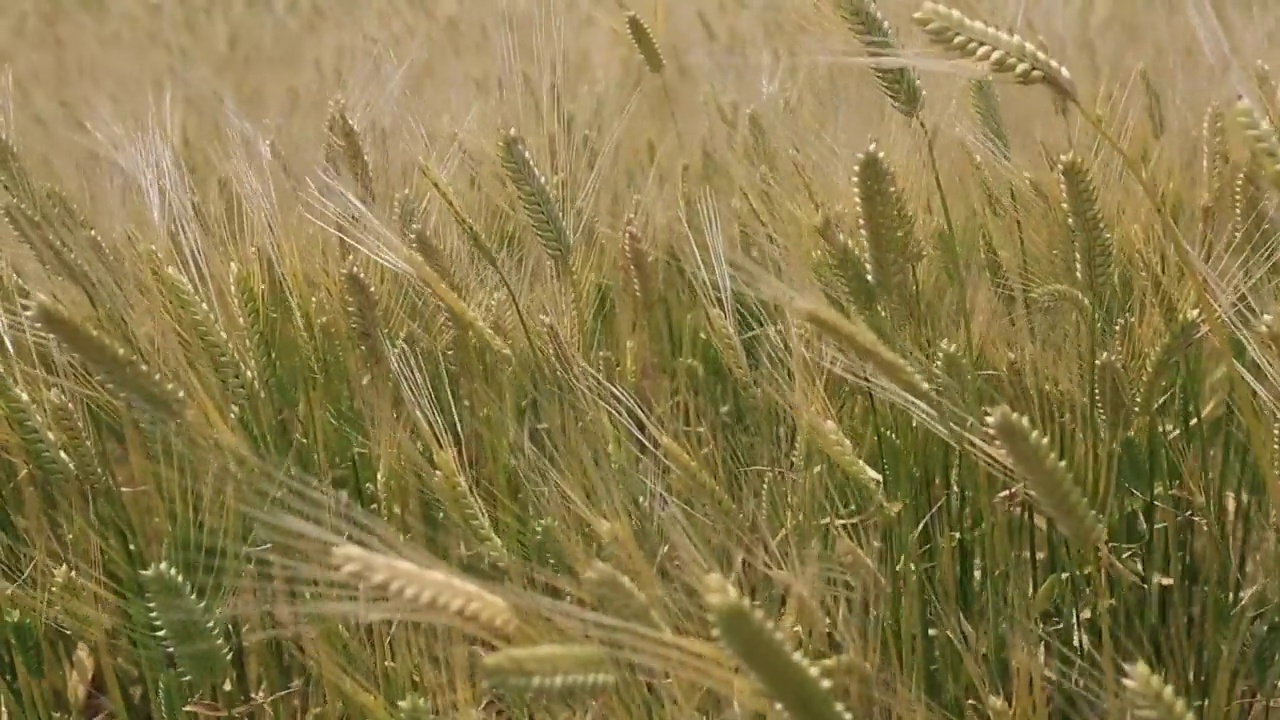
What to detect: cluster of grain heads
<box><xmin>329</xmin><ymin>544</ymin><xmax>519</xmax><ymax>644</ymax></box>
<box><xmin>835</xmin><ymin>0</ymin><xmax>924</xmax><ymax>120</ymax></box>
<box><xmin>702</xmin><ymin>573</ymin><xmax>852</xmax><ymax>720</ymax></box>
<box><xmin>911</xmin><ymin>2</ymin><xmax>1077</xmax><ymax>103</ymax></box>
<box><xmin>1120</xmin><ymin>660</ymin><xmax>1196</xmax><ymax>720</ymax></box>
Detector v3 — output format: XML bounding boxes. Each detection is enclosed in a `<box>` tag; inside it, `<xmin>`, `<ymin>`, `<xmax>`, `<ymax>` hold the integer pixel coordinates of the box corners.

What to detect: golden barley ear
<box><xmin>911</xmin><ymin>2</ymin><xmax>1077</xmax><ymax>102</ymax></box>
<box><xmin>624</xmin><ymin>11</ymin><xmax>665</xmax><ymax>75</ymax></box>
<box><xmin>1119</xmin><ymin>660</ymin><xmax>1196</xmax><ymax>720</ymax></box>
<box><xmin>329</xmin><ymin>544</ymin><xmax>518</xmax><ymax>641</ymax></box>
<box><xmin>703</xmin><ymin>573</ymin><xmax>851</xmax><ymax>720</ymax></box>
<box><xmin>1232</xmin><ymin>95</ymin><xmax>1280</xmax><ymax>192</ymax></box>
<box><xmin>324</xmin><ymin>98</ymin><xmax>376</xmax><ymax>207</ymax></box>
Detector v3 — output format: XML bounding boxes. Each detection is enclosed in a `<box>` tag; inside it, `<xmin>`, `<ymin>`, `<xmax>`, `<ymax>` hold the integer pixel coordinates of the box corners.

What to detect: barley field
<box><xmin>1</xmin><ymin>0</ymin><xmax>1280</xmax><ymax>717</ymax></box>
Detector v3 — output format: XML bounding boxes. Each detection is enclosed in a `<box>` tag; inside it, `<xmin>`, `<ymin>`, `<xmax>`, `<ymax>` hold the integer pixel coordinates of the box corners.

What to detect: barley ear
<box><xmin>703</xmin><ymin>573</ymin><xmax>851</xmax><ymax>720</ymax></box>
<box><xmin>137</xmin><ymin>562</ymin><xmax>232</xmax><ymax>690</ymax></box>
<box><xmin>855</xmin><ymin>143</ymin><xmax>921</xmax><ymax>310</ymax></box>
<box><xmin>911</xmin><ymin>2</ymin><xmax>1077</xmax><ymax>102</ymax></box>
<box><xmin>1120</xmin><ymin>660</ymin><xmax>1196</xmax><ymax>720</ymax></box>
<box><xmin>986</xmin><ymin>406</ymin><xmax>1106</xmax><ymax>550</ymax></box>
<box><xmin>624</xmin><ymin>11</ymin><xmax>665</xmax><ymax>74</ymax></box>
<box><xmin>480</xmin><ymin>644</ymin><xmax>619</xmax><ymax>694</ymax></box>
<box><xmin>324</xmin><ymin>98</ymin><xmax>375</xmax><ymax>207</ymax></box>
<box><xmin>499</xmin><ymin>130</ymin><xmax>572</xmax><ymax>269</ymax></box>
<box><xmin>1057</xmin><ymin>153</ymin><xmax>1115</xmax><ymax>306</ymax></box>
<box><xmin>29</xmin><ymin>298</ymin><xmax>188</xmax><ymax>423</ymax></box>
<box><xmin>969</xmin><ymin>79</ymin><xmax>1011</xmax><ymax>160</ymax></box>
<box><xmin>330</xmin><ymin>544</ymin><xmax>518</xmax><ymax>641</ymax></box>
<box><xmin>1232</xmin><ymin>95</ymin><xmax>1280</xmax><ymax>192</ymax></box>
<box><xmin>835</xmin><ymin>0</ymin><xmax>925</xmax><ymax>119</ymax></box>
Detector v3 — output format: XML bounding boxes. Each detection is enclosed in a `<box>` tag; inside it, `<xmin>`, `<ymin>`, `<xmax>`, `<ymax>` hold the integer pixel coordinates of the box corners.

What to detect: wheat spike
<box><xmin>137</xmin><ymin>562</ymin><xmax>232</xmax><ymax>689</ymax></box>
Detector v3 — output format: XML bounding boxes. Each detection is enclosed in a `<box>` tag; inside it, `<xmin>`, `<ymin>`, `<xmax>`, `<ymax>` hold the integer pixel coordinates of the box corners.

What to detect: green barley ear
<box><xmin>621</xmin><ymin>215</ymin><xmax>651</xmax><ymax>309</ymax></box>
<box><xmin>835</xmin><ymin>0</ymin><xmax>925</xmax><ymax>119</ymax></box>
<box><xmin>798</xmin><ymin>410</ymin><xmax>894</xmax><ymax>514</ymax></box>
<box><xmin>407</xmin><ymin>225</ymin><xmax>464</xmax><ymax>296</ymax></box>
<box><xmin>429</xmin><ymin>448</ymin><xmax>509</xmax><ymax>567</ymax></box>
<box><xmin>342</xmin><ymin>263</ymin><xmax>388</xmax><ymax>372</ymax></box>
<box><xmin>855</xmin><ymin>143</ymin><xmax>921</xmax><ymax>309</ymax></box>
<box><xmin>480</xmin><ymin>644</ymin><xmax>619</xmax><ymax>694</ymax></box>
<box><xmin>1120</xmin><ymin>660</ymin><xmax>1195</xmax><ymax>720</ymax></box>
<box><xmin>155</xmin><ymin>263</ymin><xmax>251</xmax><ymax>414</ymax></box>
<box><xmin>2</xmin><ymin>609</ymin><xmax>44</xmax><ymax>682</ymax></box>
<box><xmin>1232</xmin><ymin>165</ymin><xmax>1278</xmax><ymax>259</ymax></box>
<box><xmin>1136</xmin><ymin>65</ymin><xmax>1165</xmax><ymax>139</ymax></box>
<box><xmin>29</xmin><ymin>298</ymin><xmax>188</xmax><ymax>423</ymax></box>
<box><xmin>3</xmin><ymin>202</ymin><xmax>98</xmax><ymax>300</ymax></box>
<box><xmin>1232</xmin><ymin>95</ymin><xmax>1280</xmax><ymax>191</ymax></box>
<box><xmin>137</xmin><ymin>562</ymin><xmax>232</xmax><ymax>690</ymax></box>
<box><xmin>499</xmin><ymin>130</ymin><xmax>572</xmax><ymax>270</ymax></box>
<box><xmin>324</xmin><ymin>98</ymin><xmax>375</xmax><ymax>207</ymax></box>
<box><xmin>792</xmin><ymin>297</ymin><xmax>932</xmax><ymax>399</ymax></box>
<box><xmin>1255</xmin><ymin>60</ymin><xmax>1279</xmax><ymax>123</ymax></box>
<box><xmin>969</xmin><ymin>79</ymin><xmax>1011</xmax><ymax>161</ymax></box>
<box><xmin>911</xmin><ymin>2</ymin><xmax>1077</xmax><ymax>102</ymax></box>
<box><xmin>0</xmin><ymin>373</ymin><xmax>73</xmax><ymax>488</ymax></box>
<box><xmin>624</xmin><ymin>11</ymin><xmax>665</xmax><ymax>74</ymax></box>
<box><xmin>985</xmin><ymin>406</ymin><xmax>1106</xmax><ymax>550</ymax></box>
<box><xmin>0</xmin><ymin>134</ymin><xmax>38</xmax><ymax>205</ymax></box>
<box><xmin>330</xmin><ymin>544</ymin><xmax>519</xmax><ymax>641</ymax></box>
<box><xmin>815</xmin><ymin>212</ymin><xmax>878</xmax><ymax>317</ymax></box>
<box><xmin>1057</xmin><ymin>154</ymin><xmax>1115</xmax><ymax>305</ymax></box>
<box><xmin>703</xmin><ymin>573</ymin><xmax>851</xmax><ymax>720</ymax></box>
<box><xmin>704</xmin><ymin>306</ymin><xmax>750</xmax><ymax>384</ymax></box>
<box><xmin>394</xmin><ymin>694</ymin><xmax>433</xmax><ymax>720</ymax></box>
<box><xmin>580</xmin><ymin>559</ymin><xmax>666</xmax><ymax>630</ymax></box>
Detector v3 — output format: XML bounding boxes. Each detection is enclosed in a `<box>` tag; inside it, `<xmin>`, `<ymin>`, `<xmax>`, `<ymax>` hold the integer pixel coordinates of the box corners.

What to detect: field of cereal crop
<box><xmin>1</xmin><ymin>0</ymin><xmax>1280</xmax><ymax>717</ymax></box>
